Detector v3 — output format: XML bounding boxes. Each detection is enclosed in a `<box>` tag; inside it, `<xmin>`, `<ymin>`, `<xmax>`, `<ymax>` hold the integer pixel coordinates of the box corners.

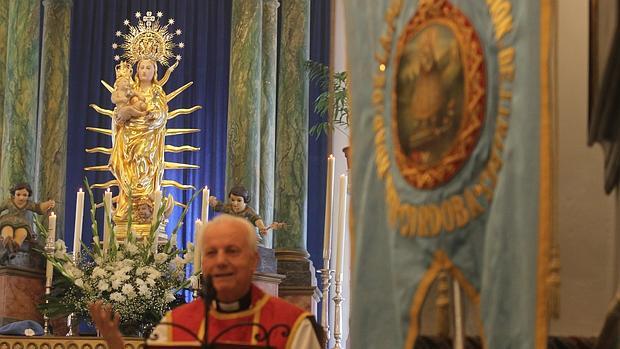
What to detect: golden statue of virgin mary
<box><xmin>87</xmin><ymin>11</ymin><xmax>201</xmax><ymax>238</ymax></box>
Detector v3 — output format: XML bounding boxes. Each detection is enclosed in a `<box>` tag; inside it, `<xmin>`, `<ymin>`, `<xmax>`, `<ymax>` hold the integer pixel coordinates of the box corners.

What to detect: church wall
<box><xmin>551</xmin><ymin>0</ymin><xmax>618</xmax><ymax>336</ymax></box>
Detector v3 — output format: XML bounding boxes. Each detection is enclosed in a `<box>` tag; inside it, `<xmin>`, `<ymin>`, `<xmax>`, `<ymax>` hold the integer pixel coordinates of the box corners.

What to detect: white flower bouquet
<box><xmin>37</xmin><ymin>182</ymin><xmax>201</xmax><ymax>335</ymax></box>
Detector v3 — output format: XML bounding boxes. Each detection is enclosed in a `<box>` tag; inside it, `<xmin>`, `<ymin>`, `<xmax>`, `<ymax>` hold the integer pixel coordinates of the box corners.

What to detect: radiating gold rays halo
<box><xmin>113</xmin><ymin>11</ymin><xmax>184</xmax><ymax>66</ymax></box>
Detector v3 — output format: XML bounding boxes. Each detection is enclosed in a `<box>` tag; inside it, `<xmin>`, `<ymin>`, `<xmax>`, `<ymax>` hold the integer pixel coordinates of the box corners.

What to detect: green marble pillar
<box><xmin>37</xmin><ymin>0</ymin><xmax>72</xmax><ymax>232</ymax></box>
<box><xmin>274</xmin><ymin>0</ymin><xmax>310</xmax><ymax>250</ymax></box>
<box><xmin>260</xmin><ymin>0</ymin><xmax>279</xmax><ymax>248</ymax></box>
<box><xmin>0</xmin><ymin>0</ymin><xmax>9</xmax><ymax>170</ymax></box>
<box><xmin>226</xmin><ymin>0</ymin><xmax>263</xmax><ymax>215</ymax></box>
<box><xmin>0</xmin><ymin>0</ymin><xmax>41</xmax><ymax>195</ymax></box>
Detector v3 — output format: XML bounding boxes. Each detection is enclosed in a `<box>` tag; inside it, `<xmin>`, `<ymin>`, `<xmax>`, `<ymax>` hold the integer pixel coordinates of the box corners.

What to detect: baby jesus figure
<box><xmin>111</xmin><ymin>61</ymin><xmax>149</xmax><ymax>125</ymax></box>
<box><xmin>111</xmin><ymin>76</ymin><xmax>149</xmax><ymax>125</ymax></box>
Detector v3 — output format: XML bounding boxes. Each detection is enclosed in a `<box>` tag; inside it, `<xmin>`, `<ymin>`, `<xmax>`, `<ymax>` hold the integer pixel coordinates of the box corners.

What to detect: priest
<box><xmin>89</xmin><ymin>215</ymin><xmax>322</xmax><ymax>349</ymax></box>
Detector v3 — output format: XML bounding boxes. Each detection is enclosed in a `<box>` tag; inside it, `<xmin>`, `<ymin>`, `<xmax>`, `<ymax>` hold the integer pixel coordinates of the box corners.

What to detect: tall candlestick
<box><xmin>44</xmin><ymin>211</ymin><xmax>57</xmax><ymax>336</ymax></box>
<box><xmin>46</xmin><ymin>212</ymin><xmax>57</xmax><ymax>284</ymax></box>
<box><xmin>201</xmin><ymin>186</ymin><xmax>210</xmax><ymax>223</ymax></box>
<box><xmin>333</xmin><ymin>272</ymin><xmax>345</xmax><ymax>349</ymax></box>
<box><xmin>335</xmin><ymin>174</ymin><xmax>348</xmax><ymax>276</ymax></box>
<box><xmin>193</xmin><ymin>219</ymin><xmax>203</xmax><ymax>274</ymax></box>
<box><xmin>73</xmin><ymin>189</ymin><xmax>85</xmax><ymax>256</ymax></box>
<box><xmin>323</xmin><ymin>154</ymin><xmax>335</xmax><ymax>262</ymax></box>
<box><xmin>103</xmin><ymin>189</ymin><xmax>112</xmax><ymax>254</ymax></box>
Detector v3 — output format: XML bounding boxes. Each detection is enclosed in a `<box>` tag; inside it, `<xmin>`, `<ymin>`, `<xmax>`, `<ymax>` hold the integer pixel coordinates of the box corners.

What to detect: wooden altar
<box><xmin>0</xmin><ymin>264</ymin><xmax>45</xmax><ymax>326</ymax></box>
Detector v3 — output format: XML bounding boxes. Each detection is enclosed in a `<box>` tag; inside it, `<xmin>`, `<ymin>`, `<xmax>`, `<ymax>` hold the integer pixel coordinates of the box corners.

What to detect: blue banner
<box><xmin>345</xmin><ymin>0</ymin><xmax>555</xmax><ymax>348</ymax></box>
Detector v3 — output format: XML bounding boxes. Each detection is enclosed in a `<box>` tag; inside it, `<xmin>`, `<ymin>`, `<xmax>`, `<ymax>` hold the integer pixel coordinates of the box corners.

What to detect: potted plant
<box><xmin>305</xmin><ymin>60</ymin><xmax>351</xmax><ymax>168</ymax></box>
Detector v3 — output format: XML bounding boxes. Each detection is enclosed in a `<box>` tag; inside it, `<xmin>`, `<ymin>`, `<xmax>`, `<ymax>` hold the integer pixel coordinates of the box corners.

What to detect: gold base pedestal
<box><xmin>113</xmin><ymin>223</ymin><xmax>152</xmax><ymax>240</ymax></box>
<box><xmin>113</xmin><ymin>221</ymin><xmax>168</xmax><ymax>241</ymax></box>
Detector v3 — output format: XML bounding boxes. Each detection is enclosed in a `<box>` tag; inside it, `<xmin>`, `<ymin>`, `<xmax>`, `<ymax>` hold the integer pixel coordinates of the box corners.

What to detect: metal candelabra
<box><xmin>332</xmin><ymin>271</ymin><xmax>344</xmax><ymax>349</ymax></box>
<box><xmin>43</xmin><ymin>236</ymin><xmax>56</xmax><ymax>335</ymax></box>
<box><xmin>66</xmin><ymin>252</ymin><xmax>78</xmax><ymax>336</ymax></box>
<box><xmin>192</xmin><ymin>272</ymin><xmax>202</xmax><ymax>299</ymax></box>
<box><xmin>318</xmin><ymin>262</ymin><xmax>334</xmax><ymax>346</ymax></box>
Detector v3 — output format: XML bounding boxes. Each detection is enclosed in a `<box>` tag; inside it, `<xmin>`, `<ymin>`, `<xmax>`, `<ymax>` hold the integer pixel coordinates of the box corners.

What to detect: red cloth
<box><xmin>168</xmin><ymin>284</ymin><xmax>309</xmax><ymax>349</ymax></box>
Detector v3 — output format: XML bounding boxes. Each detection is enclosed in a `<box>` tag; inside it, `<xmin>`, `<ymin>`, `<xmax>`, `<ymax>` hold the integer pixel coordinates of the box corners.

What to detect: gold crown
<box><xmin>115</xmin><ymin>61</ymin><xmax>133</xmax><ymax>79</ymax></box>
<box><xmin>114</xmin><ymin>11</ymin><xmax>182</xmax><ymax>67</ymax></box>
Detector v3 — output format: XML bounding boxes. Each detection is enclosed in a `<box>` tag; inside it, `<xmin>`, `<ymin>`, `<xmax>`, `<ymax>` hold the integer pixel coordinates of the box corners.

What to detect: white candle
<box><xmin>46</xmin><ymin>212</ymin><xmax>57</xmax><ymax>285</ymax></box>
<box><xmin>103</xmin><ymin>189</ymin><xmax>112</xmax><ymax>254</ymax></box>
<box><xmin>73</xmin><ymin>189</ymin><xmax>85</xmax><ymax>256</ymax></box>
<box><xmin>193</xmin><ymin>219</ymin><xmax>203</xmax><ymax>274</ymax></box>
<box><xmin>48</xmin><ymin>212</ymin><xmax>57</xmax><ymax>242</ymax></box>
<box><xmin>323</xmin><ymin>155</ymin><xmax>335</xmax><ymax>262</ymax></box>
<box><xmin>335</xmin><ymin>174</ymin><xmax>348</xmax><ymax>276</ymax></box>
<box><xmin>201</xmin><ymin>186</ymin><xmax>210</xmax><ymax>223</ymax></box>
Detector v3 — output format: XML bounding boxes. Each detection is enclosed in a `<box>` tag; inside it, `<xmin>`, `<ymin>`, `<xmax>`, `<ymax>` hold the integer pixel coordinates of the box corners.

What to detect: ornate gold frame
<box><xmin>391</xmin><ymin>2</ymin><xmax>486</xmax><ymax>189</ymax></box>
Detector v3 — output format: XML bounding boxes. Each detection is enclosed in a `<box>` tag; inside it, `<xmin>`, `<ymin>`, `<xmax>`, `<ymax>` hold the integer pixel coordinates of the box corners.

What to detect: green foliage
<box><xmin>305</xmin><ymin>60</ymin><xmax>350</xmax><ymax>139</ymax></box>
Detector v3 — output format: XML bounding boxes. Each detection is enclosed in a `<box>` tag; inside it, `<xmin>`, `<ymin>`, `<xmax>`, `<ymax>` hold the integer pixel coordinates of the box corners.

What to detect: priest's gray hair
<box><xmin>203</xmin><ymin>214</ymin><xmax>258</xmax><ymax>251</ymax></box>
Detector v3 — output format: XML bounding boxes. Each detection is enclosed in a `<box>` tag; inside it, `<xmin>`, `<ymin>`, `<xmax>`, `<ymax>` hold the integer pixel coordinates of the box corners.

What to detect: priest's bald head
<box><xmin>201</xmin><ymin>215</ymin><xmax>259</xmax><ymax>303</ymax></box>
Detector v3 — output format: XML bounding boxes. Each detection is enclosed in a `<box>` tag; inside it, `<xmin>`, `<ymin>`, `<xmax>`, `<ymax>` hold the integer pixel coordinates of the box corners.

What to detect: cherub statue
<box><xmin>134</xmin><ymin>197</ymin><xmax>154</xmax><ymax>224</ymax></box>
<box><xmin>111</xmin><ymin>61</ymin><xmax>149</xmax><ymax>126</ymax></box>
<box><xmin>209</xmin><ymin>186</ymin><xmax>285</xmax><ymax>243</ymax></box>
<box><xmin>0</xmin><ymin>183</ymin><xmax>55</xmax><ymax>258</ymax></box>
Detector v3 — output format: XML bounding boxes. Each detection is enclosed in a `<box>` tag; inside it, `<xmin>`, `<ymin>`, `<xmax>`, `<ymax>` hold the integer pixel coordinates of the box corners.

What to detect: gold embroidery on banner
<box><xmin>441</xmin><ymin>199</ymin><xmax>456</xmax><ymax>231</ymax></box>
<box><xmin>498</xmin><ymin>47</ymin><xmax>516</xmax><ymax>81</ymax></box>
<box><xmin>391</xmin><ymin>1</ymin><xmax>487</xmax><ymax>189</ymax></box>
<box><xmin>499</xmin><ymin>88</ymin><xmax>513</xmax><ymax>100</ymax></box>
<box><xmin>373</xmin><ymin>73</ymin><xmax>386</xmax><ymax>88</ymax></box>
<box><xmin>372</xmin><ymin>0</ymin><xmax>516</xmax><ymax>237</ymax></box>
<box><xmin>486</xmin><ymin>0</ymin><xmax>514</xmax><ymax>43</ymax></box>
<box><xmin>450</xmin><ymin>195</ymin><xmax>469</xmax><ymax>228</ymax></box>
<box><xmin>404</xmin><ymin>250</ymin><xmax>482</xmax><ymax>349</ymax></box>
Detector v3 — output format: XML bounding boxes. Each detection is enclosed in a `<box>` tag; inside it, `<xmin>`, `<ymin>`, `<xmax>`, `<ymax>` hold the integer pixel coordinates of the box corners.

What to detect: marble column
<box><xmin>0</xmin><ymin>0</ymin><xmax>9</xmax><ymax>170</ymax></box>
<box><xmin>274</xmin><ymin>0</ymin><xmax>310</xmax><ymax>250</ymax></box>
<box><xmin>274</xmin><ymin>0</ymin><xmax>317</xmax><ymax>315</ymax></box>
<box><xmin>37</xmin><ymin>0</ymin><xmax>72</xmax><ymax>233</ymax></box>
<box><xmin>260</xmin><ymin>0</ymin><xmax>279</xmax><ymax>248</ymax></box>
<box><xmin>226</xmin><ymin>0</ymin><xmax>263</xmax><ymax>215</ymax></box>
<box><xmin>0</xmin><ymin>0</ymin><xmax>41</xmax><ymax>194</ymax></box>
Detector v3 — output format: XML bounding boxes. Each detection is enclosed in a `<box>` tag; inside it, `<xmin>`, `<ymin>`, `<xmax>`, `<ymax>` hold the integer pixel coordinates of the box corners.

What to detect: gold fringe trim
<box><xmin>404</xmin><ymin>253</ymin><xmax>444</xmax><ymax>349</ymax></box>
<box><xmin>536</xmin><ymin>0</ymin><xmax>556</xmax><ymax>347</ymax></box>
<box><xmin>547</xmin><ymin>244</ymin><xmax>561</xmax><ymax>319</ymax></box>
<box><xmin>404</xmin><ymin>250</ymin><xmax>483</xmax><ymax>349</ymax></box>
<box><xmin>435</xmin><ymin>269</ymin><xmax>450</xmax><ymax>337</ymax></box>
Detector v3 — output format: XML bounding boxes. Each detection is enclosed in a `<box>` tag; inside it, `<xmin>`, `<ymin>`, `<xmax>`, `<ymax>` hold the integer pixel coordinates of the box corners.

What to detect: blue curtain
<box><xmin>307</xmin><ymin>0</ymin><xmax>330</xmax><ymax>270</ymax></box>
<box><xmin>65</xmin><ymin>0</ymin><xmax>231</xmax><ymax>253</ymax></box>
<box><xmin>64</xmin><ymin>0</ymin><xmax>330</xmax><ymax>271</ymax></box>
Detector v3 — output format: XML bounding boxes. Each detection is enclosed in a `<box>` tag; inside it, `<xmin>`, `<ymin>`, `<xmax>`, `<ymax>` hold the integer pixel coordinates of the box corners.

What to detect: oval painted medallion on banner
<box><xmin>393</xmin><ymin>2</ymin><xmax>486</xmax><ymax>189</ymax></box>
